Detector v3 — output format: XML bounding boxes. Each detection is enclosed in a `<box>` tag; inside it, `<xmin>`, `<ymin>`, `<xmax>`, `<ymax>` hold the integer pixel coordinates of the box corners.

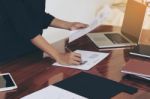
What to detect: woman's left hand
<box><xmin>69</xmin><ymin>22</ymin><xmax>88</xmax><ymax>30</ymax></box>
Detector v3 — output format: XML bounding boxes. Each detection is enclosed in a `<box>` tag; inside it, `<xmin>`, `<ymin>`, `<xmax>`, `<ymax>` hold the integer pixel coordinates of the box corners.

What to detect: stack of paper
<box><xmin>21</xmin><ymin>85</ymin><xmax>87</xmax><ymax>99</ymax></box>
<box><xmin>53</xmin><ymin>50</ymin><xmax>109</xmax><ymax>70</ymax></box>
<box><xmin>121</xmin><ymin>59</ymin><xmax>150</xmax><ymax>80</ymax></box>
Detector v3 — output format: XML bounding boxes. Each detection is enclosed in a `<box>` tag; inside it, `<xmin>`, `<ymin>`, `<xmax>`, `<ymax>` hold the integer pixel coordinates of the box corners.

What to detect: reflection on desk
<box><xmin>0</xmin><ymin>25</ymin><xmax>150</xmax><ymax>99</ymax></box>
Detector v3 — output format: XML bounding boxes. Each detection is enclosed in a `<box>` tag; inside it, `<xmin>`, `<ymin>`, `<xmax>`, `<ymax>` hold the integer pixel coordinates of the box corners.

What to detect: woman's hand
<box><xmin>68</xmin><ymin>22</ymin><xmax>88</xmax><ymax>30</ymax></box>
<box><xmin>56</xmin><ymin>52</ymin><xmax>81</xmax><ymax>65</ymax></box>
<box><xmin>50</xmin><ymin>18</ymin><xmax>88</xmax><ymax>30</ymax></box>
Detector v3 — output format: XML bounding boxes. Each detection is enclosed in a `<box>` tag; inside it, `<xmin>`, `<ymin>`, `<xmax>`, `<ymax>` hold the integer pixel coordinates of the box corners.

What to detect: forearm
<box><xmin>31</xmin><ymin>34</ymin><xmax>59</xmax><ymax>60</ymax></box>
<box><xmin>50</xmin><ymin>18</ymin><xmax>71</xmax><ymax>30</ymax></box>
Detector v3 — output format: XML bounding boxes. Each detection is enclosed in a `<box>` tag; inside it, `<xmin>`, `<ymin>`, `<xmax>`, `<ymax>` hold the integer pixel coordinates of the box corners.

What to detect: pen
<box><xmin>65</xmin><ymin>47</ymin><xmax>86</xmax><ymax>65</ymax></box>
<box><xmin>65</xmin><ymin>46</ymin><xmax>72</xmax><ymax>52</ymax></box>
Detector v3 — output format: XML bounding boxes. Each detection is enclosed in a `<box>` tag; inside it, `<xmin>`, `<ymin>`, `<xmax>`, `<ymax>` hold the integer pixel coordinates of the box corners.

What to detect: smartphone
<box><xmin>0</xmin><ymin>73</ymin><xmax>17</xmax><ymax>91</ymax></box>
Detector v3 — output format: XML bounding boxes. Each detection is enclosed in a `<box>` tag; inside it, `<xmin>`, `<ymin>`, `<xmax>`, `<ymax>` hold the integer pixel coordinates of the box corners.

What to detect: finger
<box><xmin>68</xmin><ymin>52</ymin><xmax>81</xmax><ymax>61</ymax></box>
<box><xmin>75</xmin><ymin>23</ymin><xmax>87</xmax><ymax>28</ymax></box>
<box><xmin>78</xmin><ymin>23</ymin><xmax>88</xmax><ymax>27</ymax></box>
<box><xmin>71</xmin><ymin>60</ymin><xmax>81</xmax><ymax>65</ymax></box>
<box><xmin>71</xmin><ymin>23</ymin><xmax>88</xmax><ymax>30</ymax></box>
<box><xmin>72</xmin><ymin>52</ymin><xmax>81</xmax><ymax>58</ymax></box>
<box><xmin>73</xmin><ymin>56</ymin><xmax>81</xmax><ymax>63</ymax></box>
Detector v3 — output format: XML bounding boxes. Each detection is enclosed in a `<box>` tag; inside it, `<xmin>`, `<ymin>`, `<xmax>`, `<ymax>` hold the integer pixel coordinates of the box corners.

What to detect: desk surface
<box><xmin>0</xmin><ymin>25</ymin><xmax>150</xmax><ymax>99</ymax></box>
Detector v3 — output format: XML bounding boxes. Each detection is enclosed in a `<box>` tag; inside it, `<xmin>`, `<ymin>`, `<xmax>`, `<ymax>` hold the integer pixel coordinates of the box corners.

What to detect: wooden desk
<box><xmin>0</xmin><ymin>26</ymin><xmax>150</xmax><ymax>99</ymax></box>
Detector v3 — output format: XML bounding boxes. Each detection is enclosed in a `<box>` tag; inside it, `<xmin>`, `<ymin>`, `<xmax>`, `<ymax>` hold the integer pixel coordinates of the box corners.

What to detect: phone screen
<box><xmin>0</xmin><ymin>74</ymin><xmax>15</xmax><ymax>88</ymax></box>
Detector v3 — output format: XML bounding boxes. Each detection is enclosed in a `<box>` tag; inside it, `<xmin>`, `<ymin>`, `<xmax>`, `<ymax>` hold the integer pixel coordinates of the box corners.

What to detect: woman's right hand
<box><xmin>30</xmin><ymin>35</ymin><xmax>81</xmax><ymax>66</ymax></box>
<box><xmin>56</xmin><ymin>52</ymin><xmax>81</xmax><ymax>65</ymax></box>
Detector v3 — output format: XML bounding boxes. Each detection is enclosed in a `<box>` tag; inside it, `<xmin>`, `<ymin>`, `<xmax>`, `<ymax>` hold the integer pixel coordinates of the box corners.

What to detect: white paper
<box><xmin>69</xmin><ymin>5</ymin><xmax>111</xmax><ymax>43</ymax></box>
<box><xmin>146</xmin><ymin>1</ymin><xmax>150</xmax><ymax>15</ymax></box>
<box><xmin>138</xmin><ymin>75</ymin><xmax>150</xmax><ymax>80</ymax></box>
<box><xmin>121</xmin><ymin>70</ymin><xmax>150</xmax><ymax>78</ymax></box>
<box><xmin>53</xmin><ymin>50</ymin><xmax>109</xmax><ymax>70</ymax></box>
<box><xmin>148</xmin><ymin>7</ymin><xmax>150</xmax><ymax>15</ymax></box>
<box><xmin>21</xmin><ymin>85</ymin><xmax>87</xmax><ymax>99</ymax></box>
<box><xmin>123</xmin><ymin>73</ymin><xmax>150</xmax><ymax>80</ymax></box>
<box><xmin>145</xmin><ymin>0</ymin><xmax>150</xmax><ymax>2</ymax></box>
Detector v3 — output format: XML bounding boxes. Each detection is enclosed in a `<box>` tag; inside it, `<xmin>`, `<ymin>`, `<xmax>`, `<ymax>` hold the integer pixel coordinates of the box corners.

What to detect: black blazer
<box><xmin>0</xmin><ymin>0</ymin><xmax>54</xmax><ymax>63</ymax></box>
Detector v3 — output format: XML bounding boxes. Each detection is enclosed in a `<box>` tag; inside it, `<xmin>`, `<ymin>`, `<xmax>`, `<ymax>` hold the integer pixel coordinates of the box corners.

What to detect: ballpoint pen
<box><xmin>65</xmin><ymin>46</ymin><xmax>87</xmax><ymax>65</ymax></box>
<box><xmin>65</xmin><ymin>46</ymin><xmax>72</xmax><ymax>53</ymax></box>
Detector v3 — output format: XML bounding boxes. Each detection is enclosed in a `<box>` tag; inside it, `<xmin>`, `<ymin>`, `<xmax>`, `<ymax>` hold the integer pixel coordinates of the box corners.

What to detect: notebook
<box><xmin>121</xmin><ymin>59</ymin><xmax>150</xmax><ymax>79</ymax></box>
<box><xmin>87</xmin><ymin>0</ymin><xmax>146</xmax><ymax>48</ymax></box>
<box><xmin>55</xmin><ymin>72</ymin><xmax>137</xmax><ymax>99</ymax></box>
<box><xmin>130</xmin><ymin>44</ymin><xmax>150</xmax><ymax>58</ymax></box>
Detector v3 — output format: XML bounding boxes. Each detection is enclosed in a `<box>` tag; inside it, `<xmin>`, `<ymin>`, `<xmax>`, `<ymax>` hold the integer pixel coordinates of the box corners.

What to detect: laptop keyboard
<box><xmin>105</xmin><ymin>33</ymin><xmax>129</xmax><ymax>44</ymax></box>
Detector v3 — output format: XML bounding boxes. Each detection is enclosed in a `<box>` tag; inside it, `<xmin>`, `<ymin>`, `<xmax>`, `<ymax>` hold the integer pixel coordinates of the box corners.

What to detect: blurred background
<box><xmin>43</xmin><ymin>0</ymin><xmax>150</xmax><ymax>44</ymax></box>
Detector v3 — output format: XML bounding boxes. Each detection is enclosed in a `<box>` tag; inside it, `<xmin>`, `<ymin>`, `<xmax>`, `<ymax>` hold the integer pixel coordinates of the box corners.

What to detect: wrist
<box><xmin>53</xmin><ymin>52</ymin><xmax>60</xmax><ymax>61</ymax></box>
<box><xmin>50</xmin><ymin>18</ymin><xmax>72</xmax><ymax>30</ymax></box>
<box><xmin>47</xmin><ymin>48</ymin><xmax>60</xmax><ymax>61</ymax></box>
<box><xmin>64</xmin><ymin>21</ymin><xmax>72</xmax><ymax>30</ymax></box>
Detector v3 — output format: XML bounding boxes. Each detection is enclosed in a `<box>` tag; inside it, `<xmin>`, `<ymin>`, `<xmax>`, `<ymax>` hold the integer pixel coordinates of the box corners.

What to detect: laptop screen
<box><xmin>121</xmin><ymin>0</ymin><xmax>146</xmax><ymax>43</ymax></box>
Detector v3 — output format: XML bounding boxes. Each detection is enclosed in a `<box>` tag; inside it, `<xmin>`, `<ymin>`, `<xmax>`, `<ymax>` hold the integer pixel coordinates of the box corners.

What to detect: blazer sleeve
<box><xmin>1</xmin><ymin>0</ymin><xmax>41</xmax><ymax>40</ymax></box>
<box><xmin>43</xmin><ymin>12</ymin><xmax>55</xmax><ymax>29</ymax></box>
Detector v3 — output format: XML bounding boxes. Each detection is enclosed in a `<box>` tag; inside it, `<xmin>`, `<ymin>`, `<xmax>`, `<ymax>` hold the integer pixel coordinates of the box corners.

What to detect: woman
<box><xmin>0</xmin><ymin>0</ymin><xmax>87</xmax><ymax>65</ymax></box>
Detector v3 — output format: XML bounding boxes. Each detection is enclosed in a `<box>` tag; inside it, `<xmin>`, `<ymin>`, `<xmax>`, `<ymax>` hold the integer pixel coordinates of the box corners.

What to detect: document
<box><xmin>138</xmin><ymin>75</ymin><xmax>150</xmax><ymax>80</ymax></box>
<box><xmin>69</xmin><ymin>5</ymin><xmax>111</xmax><ymax>43</ymax></box>
<box><xmin>53</xmin><ymin>50</ymin><xmax>109</xmax><ymax>70</ymax></box>
<box><xmin>21</xmin><ymin>85</ymin><xmax>87</xmax><ymax>99</ymax></box>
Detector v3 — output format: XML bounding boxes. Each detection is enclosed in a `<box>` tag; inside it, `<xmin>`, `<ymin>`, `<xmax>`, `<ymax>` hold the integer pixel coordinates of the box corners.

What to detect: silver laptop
<box><xmin>87</xmin><ymin>0</ymin><xmax>147</xmax><ymax>48</ymax></box>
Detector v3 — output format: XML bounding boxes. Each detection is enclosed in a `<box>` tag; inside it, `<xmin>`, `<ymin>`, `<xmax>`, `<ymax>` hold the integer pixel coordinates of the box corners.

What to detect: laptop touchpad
<box><xmin>87</xmin><ymin>33</ymin><xmax>113</xmax><ymax>46</ymax></box>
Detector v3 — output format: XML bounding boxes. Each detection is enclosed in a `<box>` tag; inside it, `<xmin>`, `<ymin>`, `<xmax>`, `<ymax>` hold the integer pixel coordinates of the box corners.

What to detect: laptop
<box><xmin>87</xmin><ymin>0</ymin><xmax>147</xmax><ymax>48</ymax></box>
<box><xmin>130</xmin><ymin>44</ymin><xmax>150</xmax><ymax>58</ymax></box>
